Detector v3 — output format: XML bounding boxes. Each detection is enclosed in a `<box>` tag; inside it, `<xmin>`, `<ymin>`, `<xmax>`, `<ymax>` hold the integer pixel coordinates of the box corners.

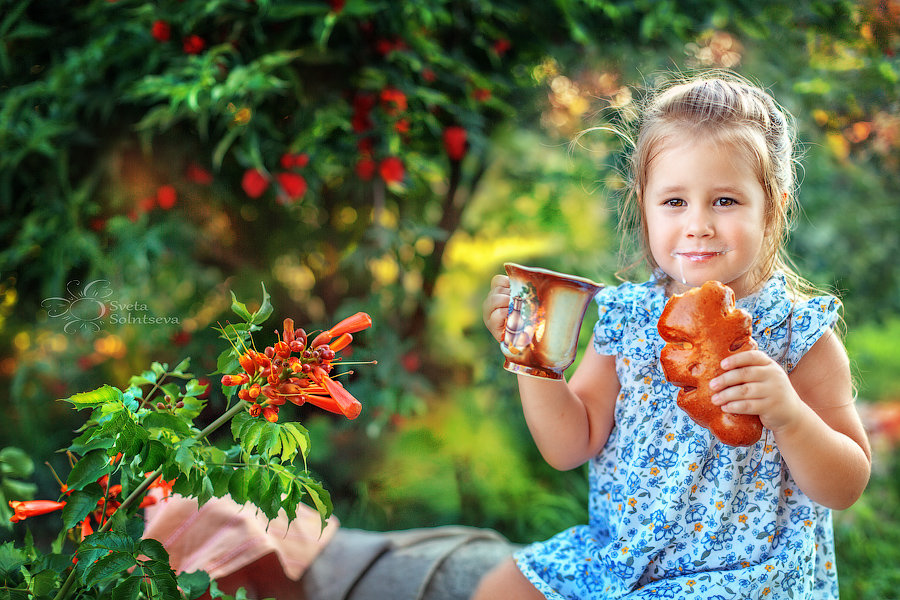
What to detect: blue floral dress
<box><xmin>514</xmin><ymin>273</ymin><xmax>842</xmax><ymax>599</ymax></box>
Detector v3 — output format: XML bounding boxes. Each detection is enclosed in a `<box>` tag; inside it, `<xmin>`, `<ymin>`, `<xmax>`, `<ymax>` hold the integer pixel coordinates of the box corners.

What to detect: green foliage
<box><xmin>2</xmin><ymin>0</ymin><xmax>900</xmax><ymax>595</ymax></box>
<box><xmin>0</xmin><ymin>286</ymin><xmax>355</xmax><ymax>599</ymax></box>
<box><xmin>0</xmin><ymin>449</ymin><xmax>37</xmax><ymax>530</ymax></box>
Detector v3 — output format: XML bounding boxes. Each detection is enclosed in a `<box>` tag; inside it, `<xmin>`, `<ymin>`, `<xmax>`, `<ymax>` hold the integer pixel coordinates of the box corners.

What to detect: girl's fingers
<box><xmin>483</xmin><ymin>275</ymin><xmax>511</xmax><ymax>342</ymax></box>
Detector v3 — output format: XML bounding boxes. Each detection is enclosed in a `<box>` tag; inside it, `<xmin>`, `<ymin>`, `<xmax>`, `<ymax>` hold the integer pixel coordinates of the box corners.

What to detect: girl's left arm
<box><xmin>710</xmin><ymin>330</ymin><xmax>871</xmax><ymax>510</ymax></box>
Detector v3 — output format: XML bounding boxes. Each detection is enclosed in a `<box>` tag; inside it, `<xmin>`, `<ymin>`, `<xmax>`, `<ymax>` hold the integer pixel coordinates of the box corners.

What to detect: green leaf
<box><xmin>0</xmin><ymin>542</ymin><xmax>27</xmax><ymax>580</ymax></box>
<box><xmin>142</xmin><ymin>412</ymin><xmax>192</xmax><ymax>438</ymax></box>
<box><xmin>83</xmin><ymin>551</ymin><xmax>138</xmax><ymax>587</ymax></box>
<box><xmin>228</xmin><ymin>468</ymin><xmax>249</xmax><ymax>504</ymax></box>
<box><xmin>238</xmin><ymin>419</ymin><xmax>264</xmax><ymax>455</ymax></box>
<box><xmin>140</xmin><ymin>440</ymin><xmax>168</xmax><ymax>472</ymax></box>
<box><xmin>140</xmin><ymin>559</ymin><xmax>180</xmax><ymax>598</ymax></box>
<box><xmin>250</xmin><ymin>282</ymin><xmax>273</xmax><ymax>325</ymax></box>
<box><xmin>229</xmin><ymin>291</ymin><xmax>253</xmax><ymax>322</ymax></box>
<box><xmin>0</xmin><ymin>447</ymin><xmax>34</xmax><ymax>478</ymax></box>
<box><xmin>66</xmin><ymin>449</ymin><xmax>112</xmax><ymax>491</ymax></box>
<box><xmin>301</xmin><ymin>479</ymin><xmax>333</xmax><ymax>529</ymax></box>
<box><xmin>62</xmin><ymin>486</ymin><xmax>104</xmax><ymax>530</ymax></box>
<box><xmin>65</xmin><ymin>384</ymin><xmax>122</xmax><ymax>408</ymax></box>
<box><xmin>172</xmin><ymin>357</ymin><xmax>191</xmax><ymax>375</ymax></box>
<box><xmin>112</xmin><ymin>575</ymin><xmax>142</xmax><ymax>600</ymax></box>
<box><xmin>117</xmin><ymin>415</ymin><xmax>149</xmax><ymax>455</ymax></box>
<box><xmin>256</xmin><ymin>422</ymin><xmax>281</xmax><ymax>458</ymax></box>
<box><xmin>178</xmin><ymin>570</ymin><xmax>211</xmax><ymax>600</ymax></box>
<box><xmin>29</xmin><ymin>568</ymin><xmax>60</xmax><ymax>597</ymax></box>
<box><xmin>174</xmin><ymin>440</ymin><xmax>197</xmax><ymax>475</ymax></box>
<box><xmin>138</xmin><ymin>538</ymin><xmax>169</xmax><ymax>563</ymax></box>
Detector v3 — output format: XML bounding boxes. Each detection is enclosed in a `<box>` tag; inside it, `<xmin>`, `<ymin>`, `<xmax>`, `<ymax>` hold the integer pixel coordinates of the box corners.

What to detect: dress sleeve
<box><xmin>592</xmin><ymin>284</ymin><xmax>631</xmax><ymax>356</ymax></box>
<box><xmin>783</xmin><ymin>295</ymin><xmax>842</xmax><ymax>372</ymax></box>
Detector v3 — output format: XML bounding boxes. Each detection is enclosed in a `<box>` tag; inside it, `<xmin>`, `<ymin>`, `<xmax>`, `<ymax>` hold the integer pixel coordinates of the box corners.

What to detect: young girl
<box><xmin>476</xmin><ymin>74</ymin><xmax>871</xmax><ymax>599</ymax></box>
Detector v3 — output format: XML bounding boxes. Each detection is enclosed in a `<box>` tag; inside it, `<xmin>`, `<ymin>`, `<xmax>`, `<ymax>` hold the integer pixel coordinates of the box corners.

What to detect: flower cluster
<box><xmin>222</xmin><ymin>312</ymin><xmax>373</xmax><ymax>422</ymax></box>
<box><xmin>9</xmin><ymin>467</ymin><xmax>173</xmax><ymax>538</ymax></box>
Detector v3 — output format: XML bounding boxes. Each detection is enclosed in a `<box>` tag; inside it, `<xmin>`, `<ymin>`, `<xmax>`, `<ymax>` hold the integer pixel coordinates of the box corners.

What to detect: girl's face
<box><xmin>642</xmin><ymin>135</ymin><xmax>768</xmax><ymax>299</ymax></box>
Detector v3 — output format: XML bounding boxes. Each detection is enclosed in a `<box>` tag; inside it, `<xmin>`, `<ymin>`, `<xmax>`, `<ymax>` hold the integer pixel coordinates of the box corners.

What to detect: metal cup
<box><xmin>500</xmin><ymin>263</ymin><xmax>603</xmax><ymax>380</ymax></box>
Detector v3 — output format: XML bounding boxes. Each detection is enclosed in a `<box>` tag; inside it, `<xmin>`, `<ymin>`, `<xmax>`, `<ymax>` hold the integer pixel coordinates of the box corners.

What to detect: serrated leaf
<box><xmin>178</xmin><ymin>570</ymin><xmax>211</xmax><ymax>600</ymax></box>
<box><xmin>228</xmin><ymin>469</ymin><xmax>249</xmax><ymax>504</ymax></box>
<box><xmin>62</xmin><ymin>487</ymin><xmax>104</xmax><ymax>530</ymax></box>
<box><xmin>172</xmin><ymin>357</ymin><xmax>191</xmax><ymax>375</ymax></box>
<box><xmin>117</xmin><ymin>415</ymin><xmax>148</xmax><ymax>455</ymax></box>
<box><xmin>0</xmin><ymin>542</ymin><xmax>27</xmax><ymax>579</ymax></box>
<box><xmin>140</xmin><ymin>440</ymin><xmax>168</xmax><ymax>472</ymax></box>
<box><xmin>239</xmin><ymin>420</ymin><xmax>264</xmax><ymax>455</ymax></box>
<box><xmin>66</xmin><ymin>449</ymin><xmax>112</xmax><ymax>491</ymax></box>
<box><xmin>112</xmin><ymin>575</ymin><xmax>142</xmax><ymax>600</ymax></box>
<box><xmin>256</xmin><ymin>422</ymin><xmax>281</xmax><ymax>458</ymax></box>
<box><xmin>138</xmin><ymin>538</ymin><xmax>169</xmax><ymax>562</ymax></box>
<box><xmin>230</xmin><ymin>410</ymin><xmax>250</xmax><ymax>441</ymax></box>
<box><xmin>142</xmin><ymin>411</ymin><xmax>193</xmax><ymax>438</ymax></box>
<box><xmin>83</xmin><ymin>551</ymin><xmax>137</xmax><ymax>587</ymax></box>
<box><xmin>65</xmin><ymin>385</ymin><xmax>122</xmax><ymax>408</ymax></box>
<box><xmin>301</xmin><ymin>480</ymin><xmax>333</xmax><ymax>530</ymax></box>
<box><xmin>174</xmin><ymin>440</ymin><xmax>197</xmax><ymax>475</ymax></box>
<box><xmin>278</xmin><ymin>429</ymin><xmax>297</xmax><ymax>462</ymax></box>
<box><xmin>29</xmin><ymin>568</ymin><xmax>59</xmax><ymax>596</ymax></box>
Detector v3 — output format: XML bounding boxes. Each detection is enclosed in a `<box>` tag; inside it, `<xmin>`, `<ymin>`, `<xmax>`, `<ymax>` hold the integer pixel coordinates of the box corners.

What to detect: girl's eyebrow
<box><xmin>651</xmin><ymin>184</ymin><xmax>747</xmax><ymax>196</ymax></box>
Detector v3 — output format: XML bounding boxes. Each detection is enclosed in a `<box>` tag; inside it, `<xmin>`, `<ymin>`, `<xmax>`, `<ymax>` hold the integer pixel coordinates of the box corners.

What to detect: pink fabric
<box><xmin>143</xmin><ymin>494</ymin><xmax>339</xmax><ymax>580</ymax></box>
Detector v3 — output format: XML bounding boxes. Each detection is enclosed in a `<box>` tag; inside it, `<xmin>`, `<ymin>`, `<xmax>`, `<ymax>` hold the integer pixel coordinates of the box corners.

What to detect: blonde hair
<box><xmin>617</xmin><ymin>72</ymin><xmax>815</xmax><ymax>299</ymax></box>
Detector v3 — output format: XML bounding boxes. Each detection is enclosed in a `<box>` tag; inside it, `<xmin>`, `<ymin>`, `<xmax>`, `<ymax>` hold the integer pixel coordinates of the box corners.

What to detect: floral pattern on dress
<box><xmin>515</xmin><ymin>273</ymin><xmax>841</xmax><ymax>599</ymax></box>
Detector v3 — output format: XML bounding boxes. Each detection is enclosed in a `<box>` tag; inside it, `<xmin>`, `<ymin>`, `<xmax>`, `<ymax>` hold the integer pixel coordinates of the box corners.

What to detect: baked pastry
<box><xmin>657</xmin><ymin>281</ymin><xmax>763</xmax><ymax>446</ymax></box>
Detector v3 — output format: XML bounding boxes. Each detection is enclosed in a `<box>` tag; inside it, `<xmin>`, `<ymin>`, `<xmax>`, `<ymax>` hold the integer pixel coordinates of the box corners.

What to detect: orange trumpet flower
<box><xmin>8</xmin><ymin>500</ymin><xmax>66</xmax><ymax>523</ymax></box>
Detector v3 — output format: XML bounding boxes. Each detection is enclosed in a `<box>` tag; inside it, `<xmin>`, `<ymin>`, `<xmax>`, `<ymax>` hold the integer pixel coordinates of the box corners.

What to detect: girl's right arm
<box><xmin>483</xmin><ymin>275</ymin><xmax>620</xmax><ymax>471</ymax></box>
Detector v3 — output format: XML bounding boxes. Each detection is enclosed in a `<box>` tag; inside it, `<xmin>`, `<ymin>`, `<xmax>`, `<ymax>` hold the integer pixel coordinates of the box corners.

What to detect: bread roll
<box><xmin>657</xmin><ymin>281</ymin><xmax>763</xmax><ymax>447</ymax></box>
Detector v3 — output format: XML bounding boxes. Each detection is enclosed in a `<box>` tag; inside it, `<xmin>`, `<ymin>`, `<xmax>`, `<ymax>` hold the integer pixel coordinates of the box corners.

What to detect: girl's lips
<box><xmin>674</xmin><ymin>250</ymin><xmax>729</xmax><ymax>262</ymax></box>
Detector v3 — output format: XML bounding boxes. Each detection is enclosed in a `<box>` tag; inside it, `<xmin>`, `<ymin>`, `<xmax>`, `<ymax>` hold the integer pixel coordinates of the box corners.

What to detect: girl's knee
<box><xmin>471</xmin><ymin>558</ymin><xmax>543</xmax><ymax>600</ymax></box>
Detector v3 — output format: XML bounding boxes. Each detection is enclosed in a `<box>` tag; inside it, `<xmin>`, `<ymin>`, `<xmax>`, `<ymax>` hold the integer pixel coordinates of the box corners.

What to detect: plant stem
<box><xmin>53</xmin><ymin>400</ymin><xmax>250</xmax><ymax>600</ymax></box>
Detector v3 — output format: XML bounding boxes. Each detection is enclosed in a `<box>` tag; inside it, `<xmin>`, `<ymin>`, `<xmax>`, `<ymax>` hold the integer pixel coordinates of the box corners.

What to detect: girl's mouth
<box><xmin>673</xmin><ymin>250</ymin><xmax>729</xmax><ymax>262</ymax></box>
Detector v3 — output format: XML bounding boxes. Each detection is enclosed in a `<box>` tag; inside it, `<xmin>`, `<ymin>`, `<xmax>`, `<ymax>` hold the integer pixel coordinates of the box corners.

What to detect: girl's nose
<box><xmin>685</xmin><ymin>207</ymin><xmax>714</xmax><ymax>237</ymax></box>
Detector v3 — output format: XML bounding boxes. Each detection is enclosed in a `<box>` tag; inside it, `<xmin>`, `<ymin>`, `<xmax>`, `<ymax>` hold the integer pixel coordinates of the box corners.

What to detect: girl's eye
<box><xmin>664</xmin><ymin>198</ymin><xmax>686</xmax><ymax>207</ymax></box>
<box><xmin>715</xmin><ymin>197</ymin><xmax>737</xmax><ymax>207</ymax></box>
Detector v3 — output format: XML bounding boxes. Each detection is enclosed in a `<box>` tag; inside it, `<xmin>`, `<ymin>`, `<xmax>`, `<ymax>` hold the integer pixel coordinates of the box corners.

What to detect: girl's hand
<box><xmin>709</xmin><ymin>350</ymin><xmax>804</xmax><ymax>434</ymax></box>
<box><xmin>483</xmin><ymin>274</ymin><xmax>510</xmax><ymax>343</ymax></box>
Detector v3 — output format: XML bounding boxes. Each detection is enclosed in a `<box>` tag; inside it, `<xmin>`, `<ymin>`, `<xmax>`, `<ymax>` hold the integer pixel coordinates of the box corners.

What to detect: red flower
<box><xmin>310</xmin><ymin>312</ymin><xmax>373</xmax><ymax>347</ymax></box>
<box><xmin>329</xmin><ymin>0</ymin><xmax>346</xmax><ymax>13</ymax></box>
<box><xmin>183</xmin><ymin>35</ymin><xmax>206</xmax><ymax>55</ymax></box>
<box><xmin>380</xmin><ymin>87</ymin><xmax>407</xmax><ymax>115</ymax></box>
<box><xmin>357</xmin><ymin>137</ymin><xmax>374</xmax><ymax>156</ymax></box>
<box><xmin>241</xmin><ymin>169</ymin><xmax>270</xmax><ymax>198</ymax></box>
<box><xmin>280</xmin><ymin>152</ymin><xmax>310</xmax><ymax>169</ymax></box>
<box><xmin>378</xmin><ymin>157</ymin><xmax>405</xmax><ymax>184</ymax></box>
<box><xmin>375</xmin><ymin>37</ymin><xmax>406</xmax><ymax>56</ymax></box>
<box><xmin>310</xmin><ymin>367</ymin><xmax>362</xmax><ymax>419</ymax></box>
<box><xmin>186</xmin><ymin>163</ymin><xmax>213</xmax><ymax>184</ymax></box>
<box><xmin>152</xmin><ymin>20</ymin><xmax>171</xmax><ymax>42</ymax></box>
<box><xmin>422</xmin><ymin>68</ymin><xmax>436</xmax><ymax>83</ymax></box>
<box><xmin>473</xmin><ymin>88</ymin><xmax>491</xmax><ymax>102</ymax></box>
<box><xmin>352</xmin><ymin>93</ymin><xmax>376</xmax><ymax>133</ymax></box>
<box><xmin>9</xmin><ymin>500</ymin><xmax>66</xmax><ymax>523</ymax></box>
<box><xmin>394</xmin><ymin>119</ymin><xmax>410</xmax><ymax>134</ymax></box>
<box><xmin>492</xmin><ymin>38</ymin><xmax>511</xmax><ymax>55</ymax></box>
<box><xmin>443</xmin><ymin>126</ymin><xmax>468</xmax><ymax>161</ymax></box>
<box><xmin>156</xmin><ymin>185</ymin><xmax>177</xmax><ymax>210</ymax></box>
<box><xmin>356</xmin><ymin>158</ymin><xmax>376</xmax><ymax>180</ymax></box>
<box><xmin>276</xmin><ymin>172</ymin><xmax>308</xmax><ymax>201</ymax></box>
<box><xmin>138</xmin><ymin>196</ymin><xmax>156</xmax><ymax>212</ymax></box>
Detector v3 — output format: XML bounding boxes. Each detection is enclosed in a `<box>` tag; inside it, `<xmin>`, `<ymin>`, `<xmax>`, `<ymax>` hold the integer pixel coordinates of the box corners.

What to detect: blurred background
<box><xmin>1</xmin><ymin>0</ymin><xmax>899</xmax><ymax>597</ymax></box>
